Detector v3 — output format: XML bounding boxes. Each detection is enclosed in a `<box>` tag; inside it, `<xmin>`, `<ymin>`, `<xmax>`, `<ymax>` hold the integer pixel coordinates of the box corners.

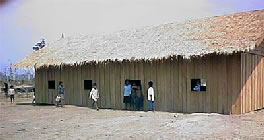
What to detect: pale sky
<box><xmin>0</xmin><ymin>0</ymin><xmax>263</xmax><ymax>72</ymax></box>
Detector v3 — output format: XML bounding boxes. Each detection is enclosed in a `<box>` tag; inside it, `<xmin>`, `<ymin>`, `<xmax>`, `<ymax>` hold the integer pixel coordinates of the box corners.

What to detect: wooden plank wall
<box><xmin>35</xmin><ymin>54</ymin><xmax>243</xmax><ymax>114</ymax></box>
<box><xmin>241</xmin><ymin>53</ymin><xmax>264</xmax><ymax>114</ymax></box>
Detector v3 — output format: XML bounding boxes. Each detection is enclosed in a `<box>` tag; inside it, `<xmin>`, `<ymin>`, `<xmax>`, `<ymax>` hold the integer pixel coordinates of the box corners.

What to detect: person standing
<box><xmin>123</xmin><ymin>79</ymin><xmax>132</xmax><ymax>110</ymax></box>
<box><xmin>147</xmin><ymin>81</ymin><xmax>155</xmax><ymax>111</ymax></box>
<box><xmin>8</xmin><ymin>85</ymin><xmax>15</xmax><ymax>104</ymax></box>
<box><xmin>136</xmin><ymin>85</ymin><xmax>144</xmax><ymax>111</ymax></box>
<box><xmin>58</xmin><ymin>81</ymin><xmax>65</xmax><ymax>107</ymax></box>
<box><xmin>90</xmin><ymin>83</ymin><xmax>99</xmax><ymax>111</ymax></box>
<box><xmin>4</xmin><ymin>82</ymin><xmax>8</xmax><ymax>98</ymax></box>
<box><xmin>131</xmin><ymin>82</ymin><xmax>138</xmax><ymax>110</ymax></box>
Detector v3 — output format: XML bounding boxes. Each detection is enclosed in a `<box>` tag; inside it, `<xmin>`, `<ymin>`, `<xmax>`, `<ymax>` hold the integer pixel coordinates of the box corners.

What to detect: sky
<box><xmin>0</xmin><ymin>0</ymin><xmax>263</xmax><ymax>73</ymax></box>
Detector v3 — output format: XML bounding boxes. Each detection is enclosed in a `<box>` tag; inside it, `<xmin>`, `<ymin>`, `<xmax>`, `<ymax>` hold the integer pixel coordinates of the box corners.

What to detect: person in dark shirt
<box><xmin>131</xmin><ymin>83</ymin><xmax>138</xmax><ymax>110</ymax></box>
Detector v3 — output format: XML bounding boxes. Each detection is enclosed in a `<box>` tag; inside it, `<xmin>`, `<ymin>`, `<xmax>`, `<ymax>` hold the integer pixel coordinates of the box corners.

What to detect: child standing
<box><xmin>58</xmin><ymin>81</ymin><xmax>65</xmax><ymax>107</ymax></box>
<box><xmin>123</xmin><ymin>79</ymin><xmax>132</xmax><ymax>110</ymax></box>
<box><xmin>147</xmin><ymin>81</ymin><xmax>155</xmax><ymax>111</ymax></box>
<box><xmin>90</xmin><ymin>83</ymin><xmax>99</xmax><ymax>111</ymax></box>
<box><xmin>8</xmin><ymin>85</ymin><xmax>15</xmax><ymax>104</ymax></box>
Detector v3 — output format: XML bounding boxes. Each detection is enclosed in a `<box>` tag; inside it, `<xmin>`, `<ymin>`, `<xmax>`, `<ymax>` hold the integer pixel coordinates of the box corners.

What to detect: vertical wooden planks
<box><xmin>187</xmin><ymin>58</ymin><xmax>194</xmax><ymax>113</ymax></box>
<box><xmin>35</xmin><ymin>69</ymin><xmax>40</xmax><ymax>103</ymax></box>
<box><xmin>165</xmin><ymin>59</ymin><xmax>170</xmax><ymax>112</ymax></box>
<box><xmin>239</xmin><ymin>53</ymin><xmax>264</xmax><ymax>114</ymax></box>
<box><xmin>138</xmin><ymin>61</ymin><xmax>145</xmax><ymax>110</ymax></box>
<box><xmin>230</xmin><ymin>54</ymin><xmax>242</xmax><ymax>114</ymax></box>
<box><xmin>110</xmin><ymin>61</ymin><xmax>116</xmax><ymax>109</ymax></box>
<box><xmin>221</xmin><ymin>56</ymin><xmax>228</xmax><ymax>114</ymax></box>
<box><xmin>242</xmin><ymin>53</ymin><xmax>247</xmax><ymax>114</ymax></box>
<box><xmin>77</xmin><ymin>65</ymin><xmax>82</xmax><ymax>106</ymax></box>
<box><xmin>255</xmin><ymin>56</ymin><xmax>259</xmax><ymax>110</ymax></box>
<box><xmin>105</xmin><ymin>61</ymin><xmax>111</xmax><ymax>108</ymax></box>
<box><xmin>40</xmin><ymin>68</ymin><xmax>44</xmax><ymax>103</ymax></box>
<box><xmin>120</xmin><ymin>61</ymin><xmax>125</xmax><ymax>109</ymax></box>
<box><xmin>98</xmin><ymin>62</ymin><xmax>105</xmax><ymax>108</ymax></box>
<box><xmin>115</xmin><ymin>62</ymin><xmax>121</xmax><ymax>109</ymax></box>
<box><xmin>204</xmin><ymin>56</ymin><xmax>211</xmax><ymax>113</ymax></box>
<box><xmin>34</xmin><ymin>69</ymin><xmax>38</xmax><ymax>103</ymax></box>
<box><xmin>37</xmin><ymin>68</ymin><xmax>41</xmax><ymax>103</ymax></box>
<box><xmin>210</xmin><ymin>55</ymin><xmax>218</xmax><ymax>113</ymax></box>
<box><xmin>180</xmin><ymin>58</ymin><xmax>188</xmax><ymax>113</ymax></box>
<box><xmin>248</xmin><ymin>54</ymin><xmax>252</xmax><ymax>112</ymax></box>
<box><xmin>173</xmin><ymin>58</ymin><xmax>179</xmax><ymax>112</ymax></box>
<box><xmin>160</xmin><ymin>59</ymin><xmax>167</xmax><ymax>111</ymax></box>
<box><xmin>47</xmin><ymin>67</ymin><xmax>51</xmax><ymax>104</ymax></box>
<box><xmin>198</xmin><ymin>57</ymin><xmax>205</xmax><ymax>113</ymax></box>
<box><xmin>260</xmin><ymin>57</ymin><xmax>264</xmax><ymax>108</ymax></box>
<box><xmin>34</xmin><ymin>52</ymin><xmax>264</xmax><ymax>114</ymax></box>
<box><xmin>252</xmin><ymin>55</ymin><xmax>256</xmax><ymax>111</ymax></box>
<box><xmin>170</xmin><ymin>58</ymin><xmax>176</xmax><ymax>112</ymax></box>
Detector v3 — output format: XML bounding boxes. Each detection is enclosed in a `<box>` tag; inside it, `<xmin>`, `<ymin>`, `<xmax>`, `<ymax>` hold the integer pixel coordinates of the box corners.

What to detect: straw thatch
<box><xmin>15</xmin><ymin>9</ymin><xmax>264</xmax><ymax>68</ymax></box>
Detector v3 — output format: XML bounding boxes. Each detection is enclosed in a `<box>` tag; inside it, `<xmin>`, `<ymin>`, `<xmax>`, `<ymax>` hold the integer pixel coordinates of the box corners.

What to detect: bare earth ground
<box><xmin>0</xmin><ymin>94</ymin><xmax>264</xmax><ymax>140</ymax></box>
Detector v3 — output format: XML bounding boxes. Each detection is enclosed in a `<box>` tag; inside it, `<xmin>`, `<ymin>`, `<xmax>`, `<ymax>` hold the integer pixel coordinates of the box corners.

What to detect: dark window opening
<box><xmin>84</xmin><ymin>80</ymin><xmax>93</xmax><ymax>90</ymax></box>
<box><xmin>129</xmin><ymin>80</ymin><xmax>141</xmax><ymax>87</ymax></box>
<box><xmin>191</xmin><ymin>79</ymin><xmax>206</xmax><ymax>91</ymax></box>
<box><xmin>48</xmin><ymin>80</ymin><xmax>56</xmax><ymax>89</ymax></box>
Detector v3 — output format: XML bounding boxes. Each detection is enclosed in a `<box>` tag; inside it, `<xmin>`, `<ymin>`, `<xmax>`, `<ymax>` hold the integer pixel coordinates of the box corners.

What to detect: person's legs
<box><xmin>95</xmin><ymin>101</ymin><xmax>99</xmax><ymax>111</ymax></box>
<box><xmin>135</xmin><ymin>98</ymin><xmax>139</xmax><ymax>111</ymax></box>
<box><xmin>60</xmin><ymin>94</ymin><xmax>64</xmax><ymax>107</ymax></box>
<box><xmin>123</xmin><ymin>96</ymin><xmax>127</xmax><ymax>110</ymax></box>
<box><xmin>152</xmin><ymin>101</ymin><xmax>155</xmax><ymax>111</ymax></box>
<box><xmin>149</xmin><ymin>101</ymin><xmax>152</xmax><ymax>111</ymax></box>
<box><xmin>10</xmin><ymin>96</ymin><xmax>12</xmax><ymax>103</ymax></box>
<box><xmin>10</xmin><ymin>95</ymin><xmax>14</xmax><ymax>103</ymax></box>
<box><xmin>92</xmin><ymin>100</ymin><xmax>95</xmax><ymax>108</ymax></box>
<box><xmin>139</xmin><ymin>98</ymin><xmax>143</xmax><ymax>110</ymax></box>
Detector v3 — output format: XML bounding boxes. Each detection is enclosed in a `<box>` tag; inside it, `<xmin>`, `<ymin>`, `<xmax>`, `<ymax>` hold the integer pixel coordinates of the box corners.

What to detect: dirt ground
<box><xmin>0</xmin><ymin>94</ymin><xmax>264</xmax><ymax>140</ymax></box>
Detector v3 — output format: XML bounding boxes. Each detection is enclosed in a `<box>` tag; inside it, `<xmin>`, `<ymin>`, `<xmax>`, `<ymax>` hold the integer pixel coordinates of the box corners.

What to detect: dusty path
<box><xmin>0</xmin><ymin>96</ymin><xmax>264</xmax><ymax>140</ymax></box>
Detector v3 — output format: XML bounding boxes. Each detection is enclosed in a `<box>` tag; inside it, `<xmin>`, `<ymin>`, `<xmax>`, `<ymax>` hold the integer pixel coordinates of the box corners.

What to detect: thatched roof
<box><xmin>15</xmin><ymin>9</ymin><xmax>264</xmax><ymax>68</ymax></box>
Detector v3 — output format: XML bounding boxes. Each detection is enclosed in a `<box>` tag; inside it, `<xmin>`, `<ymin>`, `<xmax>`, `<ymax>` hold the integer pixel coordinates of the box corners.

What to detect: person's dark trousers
<box><xmin>139</xmin><ymin>97</ymin><xmax>144</xmax><ymax>110</ymax></box>
<box><xmin>10</xmin><ymin>95</ymin><xmax>14</xmax><ymax>103</ymax></box>
<box><xmin>92</xmin><ymin>100</ymin><xmax>99</xmax><ymax>110</ymax></box>
<box><xmin>135</xmin><ymin>97</ymin><xmax>140</xmax><ymax>111</ymax></box>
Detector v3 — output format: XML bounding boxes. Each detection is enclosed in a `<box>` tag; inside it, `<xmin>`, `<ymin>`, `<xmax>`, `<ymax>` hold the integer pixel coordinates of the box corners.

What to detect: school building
<box><xmin>15</xmin><ymin>9</ymin><xmax>264</xmax><ymax>114</ymax></box>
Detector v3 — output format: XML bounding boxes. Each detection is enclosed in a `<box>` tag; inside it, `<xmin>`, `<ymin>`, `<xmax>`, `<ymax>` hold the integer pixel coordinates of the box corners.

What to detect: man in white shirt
<box><xmin>90</xmin><ymin>83</ymin><xmax>99</xmax><ymax>111</ymax></box>
<box><xmin>147</xmin><ymin>81</ymin><xmax>155</xmax><ymax>111</ymax></box>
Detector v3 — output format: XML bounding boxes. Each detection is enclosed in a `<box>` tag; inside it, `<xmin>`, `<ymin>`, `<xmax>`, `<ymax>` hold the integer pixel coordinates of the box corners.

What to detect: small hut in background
<box><xmin>15</xmin><ymin>9</ymin><xmax>264</xmax><ymax>114</ymax></box>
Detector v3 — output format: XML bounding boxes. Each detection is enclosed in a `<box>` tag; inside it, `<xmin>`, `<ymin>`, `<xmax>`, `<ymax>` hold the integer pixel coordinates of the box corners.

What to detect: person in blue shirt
<box><xmin>123</xmin><ymin>79</ymin><xmax>132</xmax><ymax>110</ymax></box>
<box><xmin>57</xmin><ymin>81</ymin><xmax>65</xmax><ymax>107</ymax></box>
<box><xmin>193</xmin><ymin>81</ymin><xmax>201</xmax><ymax>91</ymax></box>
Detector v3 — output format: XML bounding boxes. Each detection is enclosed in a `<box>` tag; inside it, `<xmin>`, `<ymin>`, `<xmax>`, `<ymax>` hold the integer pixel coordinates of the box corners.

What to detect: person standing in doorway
<box><xmin>136</xmin><ymin>85</ymin><xmax>144</xmax><ymax>111</ymax></box>
<box><xmin>147</xmin><ymin>81</ymin><xmax>155</xmax><ymax>111</ymax></box>
<box><xmin>90</xmin><ymin>83</ymin><xmax>99</xmax><ymax>111</ymax></box>
<box><xmin>8</xmin><ymin>85</ymin><xmax>15</xmax><ymax>104</ymax></box>
<box><xmin>131</xmin><ymin>82</ymin><xmax>138</xmax><ymax>110</ymax></box>
<box><xmin>123</xmin><ymin>79</ymin><xmax>132</xmax><ymax>110</ymax></box>
<box><xmin>58</xmin><ymin>81</ymin><xmax>65</xmax><ymax>107</ymax></box>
